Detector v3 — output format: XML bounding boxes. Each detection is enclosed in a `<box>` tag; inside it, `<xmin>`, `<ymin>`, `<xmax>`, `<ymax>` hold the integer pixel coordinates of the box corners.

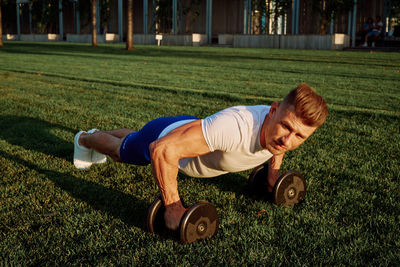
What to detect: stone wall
<box><xmin>231</xmin><ymin>34</ymin><xmax>350</xmax><ymax>50</ymax></box>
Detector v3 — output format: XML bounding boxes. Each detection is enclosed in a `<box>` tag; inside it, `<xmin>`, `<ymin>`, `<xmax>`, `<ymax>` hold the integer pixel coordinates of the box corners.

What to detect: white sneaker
<box><xmin>87</xmin><ymin>129</ymin><xmax>107</xmax><ymax>164</ymax></box>
<box><xmin>74</xmin><ymin>131</ymin><xmax>93</xmax><ymax>170</ymax></box>
<box><xmin>362</xmin><ymin>42</ymin><xmax>368</xmax><ymax>47</ymax></box>
<box><xmin>371</xmin><ymin>42</ymin><xmax>375</xmax><ymax>48</ymax></box>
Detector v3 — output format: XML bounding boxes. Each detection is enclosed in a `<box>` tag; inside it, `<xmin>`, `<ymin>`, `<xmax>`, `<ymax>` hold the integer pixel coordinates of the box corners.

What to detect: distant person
<box><xmin>361</xmin><ymin>17</ymin><xmax>373</xmax><ymax>41</ymax></box>
<box><xmin>363</xmin><ymin>16</ymin><xmax>383</xmax><ymax>48</ymax></box>
<box><xmin>73</xmin><ymin>83</ymin><xmax>328</xmax><ymax>230</ymax></box>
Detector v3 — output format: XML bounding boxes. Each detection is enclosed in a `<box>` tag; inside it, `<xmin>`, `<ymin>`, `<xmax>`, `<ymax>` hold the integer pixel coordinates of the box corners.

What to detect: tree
<box><xmin>182</xmin><ymin>0</ymin><xmax>202</xmax><ymax>33</ymax></box>
<box><xmin>252</xmin><ymin>0</ymin><xmax>265</xmax><ymax>34</ymax></box>
<box><xmin>100</xmin><ymin>0</ymin><xmax>111</xmax><ymax>33</ymax></box>
<box><xmin>0</xmin><ymin>0</ymin><xmax>3</xmax><ymax>47</ymax></box>
<box><xmin>91</xmin><ymin>0</ymin><xmax>97</xmax><ymax>46</ymax></box>
<box><xmin>126</xmin><ymin>0</ymin><xmax>134</xmax><ymax>50</ymax></box>
<box><xmin>272</xmin><ymin>0</ymin><xmax>291</xmax><ymax>34</ymax></box>
<box><xmin>312</xmin><ymin>0</ymin><xmax>354</xmax><ymax>34</ymax></box>
<box><xmin>251</xmin><ymin>0</ymin><xmax>291</xmax><ymax>35</ymax></box>
<box><xmin>154</xmin><ymin>0</ymin><xmax>172</xmax><ymax>33</ymax></box>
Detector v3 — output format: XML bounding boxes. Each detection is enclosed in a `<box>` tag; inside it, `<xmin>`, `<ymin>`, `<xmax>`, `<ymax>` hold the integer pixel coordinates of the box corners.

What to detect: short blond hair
<box><xmin>282</xmin><ymin>83</ymin><xmax>328</xmax><ymax>127</ymax></box>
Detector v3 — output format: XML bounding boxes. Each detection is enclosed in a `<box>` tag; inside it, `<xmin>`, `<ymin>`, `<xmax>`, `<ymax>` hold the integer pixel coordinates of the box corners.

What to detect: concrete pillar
<box><xmin>243</xmin><ymin>0</ymin><xmax>248</xmax><ymax>34</ymax></box>
<box><xmin>243</xmin><ymin>0</ymin><xmax>251</xmax><ymax>34</ymax></box>
<box><xmin>143</xmin><ymin>0</ymin><xmax>148</xmax><ymax>34</ymax></box>
<box><xmin>280</xmin><ymin>14</ymin><xmax>285</xmax><ymax>35</ymax></box>
<box><xmin>73</xmin><ymin>1</ymin><xmax>76</xmax><ymax>33</ymax></box>
<box><xmin>118</xmin><ymin>0</ymin><xmax>123</xmax><ymax>41</ymax></box>
<box><xmin>347</xmin><ymin>10</ymin><xmax>352</xmax><ymax>35</ymax></box>
<box><xmin>17</xmin><ymin>1</ymin><xmax>21</xmax><ymax>40</ymax></box>
<box><xmin>172</xmin><ymin>0</ymin><xmax>177</xmax><ymax>34</ymax></box>
<box><xmin>387</xmin><ymin>0</ymin><xmax>392</xmax><ymax>33</ymax></box>
<box><xmin>152</xmin><ymin>0</ymin><xmax>156</xmax><ymax>33</ymax></box>
<box><xmin>206</xmin><ymin>0</ymin><xmax>212</xmax><ymax>44</ymax></box>
<box><xmin>291</xmin><ymin>0</ymin><xmax>295</xmax><ymax>34</ymax></box>
<box><xmin>243</xmin><ymin>0</ymin><xmax>252</xmax><ymax>34</ymax></box>
<box><xmin>96</xmin><ymin>0</ymin><xmax>100</xmax><ymax>33</ymax></box>
<box><xmin>291</xmin><ymin>0</ymin><xmax>300</xmax><ymax>34</ymax></box>
<box><xmin>248</xmin><ymin>0</ymin><xmax>252</xmax><ymax>34</ymax></box>
<box><xmin>29</xmin><ymin>3</ymin><xmax>32</xmax><ymax>34</ymax></box>
<box><xmin>330</xmin><ymin>15</ymin><xmax>334</xmax><ymax>34</ymax></box>
<box><xmin>179</xmin><ymin>0</ymin><xmax>183</xmax><ymax>34</ymax></box>
<box><xmin>76</xmin><ymin>0</ymin><xmax>81</xmax><ymax>34</ymax></box>
<box><xmin>295</xmin><ymin>0</ymin><xmax>300</xmax><ymax>34</ymax></box>
<box><xmin>351</xmin><ymin>0</ymin><xmax>357</xmax><ymax>48</ymax></box>
<box><xmin>383</xmin><ymin>0</ymin><xmax>391</xmax><ymax>36</ymax></box>
<box><xmin>261</xmin><ymin>14</ymin><xmax>265</xmax><ymax>35</ymax></box>
<box><xmin>59</xmin><ymin>0</ymin><xmax>63</xmax><ymax>39</ymax></box>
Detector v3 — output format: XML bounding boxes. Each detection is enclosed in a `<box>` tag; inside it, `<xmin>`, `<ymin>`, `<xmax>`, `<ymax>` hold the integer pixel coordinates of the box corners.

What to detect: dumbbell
<box><xmin>147</xmin><ymin>195</ymin><xmax>219</xmax><ymax>244</ymax></box>
<box><xmin>248</xmin><ymin>162</ymin><xmax>306</xmax><ymax>206</ymax></box>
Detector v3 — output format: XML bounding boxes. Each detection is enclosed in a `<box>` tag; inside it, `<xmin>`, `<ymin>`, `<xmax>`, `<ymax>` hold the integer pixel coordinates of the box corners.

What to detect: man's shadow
<box><xmin>178</xmin><ymin>170</ymin><xmax>267</xmax><ymax>204</ymax></box>
<box><xmin>0</xmin><ymin>115</ymin><xmax>149</xmax><ymax>230</ymax></box>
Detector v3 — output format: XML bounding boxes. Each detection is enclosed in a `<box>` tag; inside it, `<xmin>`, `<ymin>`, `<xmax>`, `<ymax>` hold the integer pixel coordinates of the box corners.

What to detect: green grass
<box><xmin>0</xmin><ymin>42</ymin><xmax>399</xmax><ymax>265</ymax></box>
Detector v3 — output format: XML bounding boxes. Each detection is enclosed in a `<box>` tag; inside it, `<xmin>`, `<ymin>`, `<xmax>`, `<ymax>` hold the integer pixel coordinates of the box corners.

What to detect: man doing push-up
<box><xmin>73</xmin><ymin>83</ymin><xmax>328</xmax><ymax>230</ymax></box>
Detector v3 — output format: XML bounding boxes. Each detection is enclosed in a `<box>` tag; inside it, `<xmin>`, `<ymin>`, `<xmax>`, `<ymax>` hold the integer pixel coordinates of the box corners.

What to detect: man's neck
<box><xmin>259</xmin><ymin>113</ymin><xmax>269</xmax><ymax>149</ymax></box>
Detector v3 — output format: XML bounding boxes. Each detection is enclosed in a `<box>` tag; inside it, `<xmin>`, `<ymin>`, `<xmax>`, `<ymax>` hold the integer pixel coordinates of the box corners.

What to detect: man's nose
<box><xmin>282</xmin><ymin>132</ymin><xmax>295</xmax><ymax>147</ymax></box>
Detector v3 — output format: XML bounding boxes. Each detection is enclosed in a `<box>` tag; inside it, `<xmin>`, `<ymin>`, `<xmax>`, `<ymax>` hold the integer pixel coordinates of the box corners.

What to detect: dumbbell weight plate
<box><xmin>179</xmin><ymin>201</ymin><xmax>219</xmax><ymax>244</ymax></box>
<box><xmin>147</xmin><ymin>195</ymin><xmax>165</xmax><ymax>233</ymax></box>
<box><xmin>272</xmin><ymin>171</ymin><xmax>306</xmax><ymax>206</ymax></box>
<box><xmin>248</xmin><ymin>163</ymin><xmax>269</xmax><ymax>196</ymax></box>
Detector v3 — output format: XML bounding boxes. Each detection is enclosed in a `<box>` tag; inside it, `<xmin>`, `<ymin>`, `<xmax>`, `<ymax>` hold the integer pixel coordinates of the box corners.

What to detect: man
<box><xmin>363</xmin><ymin>16</ymin><xmax>383</xmax><ymax>48</ymax></box>
<box><xmin>361</xmin><ymin>17</ymin><xmax>373</xmax><ymax>43</ymax></box>
<box><xmin>74</xmin><ymin>83</ymin><xmax>328</xmax><ymax>230</ymax></box>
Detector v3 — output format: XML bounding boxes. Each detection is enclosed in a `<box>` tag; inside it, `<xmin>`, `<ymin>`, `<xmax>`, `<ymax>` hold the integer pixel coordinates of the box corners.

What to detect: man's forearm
<box><xmin>152</xmin><ymin>160</ymin><xmax>180</xmax><ymax>206</ymax></box>
<box><xmin>150</xmin><ymin>146</ymin><xmax>181</xmax><ymax>205</ymax></box>
<box><xmin>267</xmin><ymin>153</ymin><xmax>284</xmax><ymax>191</ymax></box>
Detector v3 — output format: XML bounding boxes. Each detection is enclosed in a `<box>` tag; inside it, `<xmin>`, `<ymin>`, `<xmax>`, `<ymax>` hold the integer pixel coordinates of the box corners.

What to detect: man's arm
<box><xmin>374</xmin><ymin>22</ymin><xmax>383</xmax><ymax>31</ymax></box>
<box><xmin>149</xmin><ymin>120</ymin><xmax>211</xmax><ymax>230</ymax></box>
<box><xmin>267</xmin><ymin>153</ymin><xmax>285</xmax><ymax>192</ymax></box>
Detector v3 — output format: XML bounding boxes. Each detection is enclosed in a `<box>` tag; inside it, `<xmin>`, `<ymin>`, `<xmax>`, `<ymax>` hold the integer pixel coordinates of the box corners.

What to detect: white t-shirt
<box><xmin>159</xmin><ymin>105</ymin><xmax>273</xmax><ymax>178</ymax></box>
<box><xmin>372</xmin><ymin>21</ymin><xmax>383</xmax><ymax>33</ymax></box>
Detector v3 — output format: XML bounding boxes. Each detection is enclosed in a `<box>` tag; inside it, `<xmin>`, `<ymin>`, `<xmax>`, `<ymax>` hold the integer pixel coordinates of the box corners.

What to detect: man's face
<box><xmin>262</xmin><ymin>102</ymin><xmax>318</xmax><ymax>155</ymax></box>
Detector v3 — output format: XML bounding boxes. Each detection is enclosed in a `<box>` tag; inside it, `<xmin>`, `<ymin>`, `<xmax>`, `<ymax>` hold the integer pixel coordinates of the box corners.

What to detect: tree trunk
<box><xmin>252</xmin><ymin>0</ymin><xmax>261</xmax><ymax>35</ymax></box>
<box><xmin>272</xmin><ymin>0</ymin><xmax>279</xmax><ymax>34</ymax></box>
<box><xmin>266</xmin><ymin>0</ymin><xmax>271</xmax><ymax>34</ymax></box>
<box><xmin>0</xmin><ymin>1</ymin><xmax>3</xmax><ymax>47</ymax></box>
<box><xmin>126</xmin><ymin>0</ymin><xmax>134</xmax><ymax>50</ymax></box>
<box><xmin>91</xmin><ymin>0</ymin><xmax>98</xmax><ymax>46</ymax></box>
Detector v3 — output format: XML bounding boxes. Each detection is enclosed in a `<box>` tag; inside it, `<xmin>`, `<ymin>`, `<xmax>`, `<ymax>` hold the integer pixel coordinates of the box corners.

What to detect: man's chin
<box><xmin>266</xmin><ymin>145</ymin><xmax>285</xmax><ymax>155</ymax></box>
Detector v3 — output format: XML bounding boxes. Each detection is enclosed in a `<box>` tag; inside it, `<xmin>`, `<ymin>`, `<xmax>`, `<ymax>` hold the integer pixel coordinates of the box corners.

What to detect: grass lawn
<box><xmin>0</xmin><ymin>42</ymin><xmax>399</xmax><ymax>265</ymax></box>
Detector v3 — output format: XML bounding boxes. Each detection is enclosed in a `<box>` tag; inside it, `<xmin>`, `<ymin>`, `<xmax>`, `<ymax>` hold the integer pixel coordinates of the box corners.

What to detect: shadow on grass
<box><xmin>179</xmin><ymin>171</ymin><xmax>272</xmax><ymax>204</ymax></box>
<box><xmin>0</xmin><ymin>115</ymin><xmax>148</xmax><ymax>230</ymax></box>
<box><xmin>2</xmin><ymin>42</ymin><xmax>396</xmax><ymax>69</ymax></box>
<box><xmin>0</xmin><ymin>115</ymin><xmax>75</xmax><ymax>161</ymax></box>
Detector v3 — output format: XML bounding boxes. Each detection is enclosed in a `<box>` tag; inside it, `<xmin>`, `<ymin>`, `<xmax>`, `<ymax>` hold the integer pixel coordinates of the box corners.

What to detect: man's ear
<box><xmin>269</xmin><ymin>101</ymin><xmax>279</xmax><ymax>117</ymax></box>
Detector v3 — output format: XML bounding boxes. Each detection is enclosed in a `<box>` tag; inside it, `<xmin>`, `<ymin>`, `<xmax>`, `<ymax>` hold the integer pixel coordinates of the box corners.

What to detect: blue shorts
<box><xmin>119</xmin><ymin>115</ymin><xmax>198</xmax><ymax>165</ymax></box>
<box><xmin>367</xmin><ymin>31</ymin><xmax>380</xmax><ymax>37</ymax></box>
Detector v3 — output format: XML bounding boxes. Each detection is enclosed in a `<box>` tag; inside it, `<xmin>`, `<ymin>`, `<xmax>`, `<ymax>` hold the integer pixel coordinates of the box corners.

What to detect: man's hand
<box><xmin>267</xmin><ymin>153</ymin><xmax>285</xmax><ymax>192</ymax></box>
<box><xmin>164</xmin><ymin>200</ymin><xmax>187</xmax><ymax>230</ymax></box>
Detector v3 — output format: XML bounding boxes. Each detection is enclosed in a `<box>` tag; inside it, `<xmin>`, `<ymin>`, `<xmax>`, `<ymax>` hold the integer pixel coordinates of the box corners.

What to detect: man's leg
<box><xmin>372</xmin><ymin>32</ymin><xmax>380</xmax><ymax>47</ymax></box>
<box><xmin>73</xmin><ymin>115</ymin><xmax>198</xmax><ymax>169</ymax></box>
<box><xmin>102</xmin><ymin>129</ymin><xmax>135</xmax><ymax>139</ymax></box>
<box><xmin>363</xmin><ymin>33</ymin><xmax>369</xmax><ymax>47</ymax></box>
<box><xmin>78</xmin><ymin>129</ymin><xmax>134</xmax><ymax>162</ymax></box>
